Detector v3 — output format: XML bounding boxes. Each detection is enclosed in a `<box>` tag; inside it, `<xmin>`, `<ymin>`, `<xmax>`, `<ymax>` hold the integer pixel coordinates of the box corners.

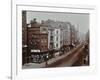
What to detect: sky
<box><xmin>26</xmin><ymin>11</ymin><xmax>89</xmax><ymax>34</ymax></box>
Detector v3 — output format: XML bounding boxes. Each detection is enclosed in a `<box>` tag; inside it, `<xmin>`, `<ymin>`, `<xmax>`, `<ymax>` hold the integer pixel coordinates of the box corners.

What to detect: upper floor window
<box><xmin>56</xmin><ymin>30</ymin><xmax>58</xmax><ymax>34</ymax></box>
<box><xmin>56</xmin><ymin>43</ymin><xmax>58</xmax><ymax>48</ymax></box>
<box><xmin>56</xmin><ymin>37</ymin><xmax>58</xmax><ymax>41</ymax></box>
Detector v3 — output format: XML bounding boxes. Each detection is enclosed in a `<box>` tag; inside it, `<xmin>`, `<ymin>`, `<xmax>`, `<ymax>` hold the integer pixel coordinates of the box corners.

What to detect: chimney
<box><xmin>33</xmin><ymin>18</ymin><xmax>37</xmax><ymax>23</ymax></box>
<box><xmin>30</xmin><ymin>18</ymin><xmax>37</xmax><ymax>27</ymax></box>
<box><xmin>30</xmin><ymin>18</ymin><xmax>37</xmax><ymax>24</ymax></box>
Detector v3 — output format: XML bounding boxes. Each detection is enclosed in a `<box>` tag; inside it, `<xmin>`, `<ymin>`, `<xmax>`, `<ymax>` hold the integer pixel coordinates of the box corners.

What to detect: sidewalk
<box><xmin>22</xmin><ymin>62</ymin><xmax>46</xmax><ymax>69</ymax></box>
<box><xmin>22</xmin><ymin>44</ymin><xmax>82</xmax><ymax>69</ymax></box>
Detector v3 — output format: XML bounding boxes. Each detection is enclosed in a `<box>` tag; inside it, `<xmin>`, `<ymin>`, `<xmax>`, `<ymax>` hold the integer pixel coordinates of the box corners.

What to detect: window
<box><xmin>50</xmin><ymin>43</ymin><xmax>53</xmax><ymax>48</ymax></box>
<box><xmin>50</xmin><ymin>31</ymin><xmax>53</xmax><ymax>35</ymax></box>
<box><xmin>44</xmin><ymin>40</ymin><xmax>47</xmax><ymax>43</ymax></box>
<box><xmin>56</xmin><ymin>37</ymin><xmax>58</xmax><ymax>41</ymax></box>
<box><xmin>50</xmin><ymin>36</ymin><xmax>53</xmax><ymax>41</ymax></box>
<box><xmin>41</xmin><ymin>40</ymin><xmax>43</xmax><ymax>43</ymax></box>
<box><xmin>45</xmin><ymin>46</ymin><xmax>47</xmax><ymax>48</ymax></box>
<box><xmin>56</xmin><ymin>30</ymin><xmax>58</xmax><ymax>34</ymax></box>
<box><xmin>56</xmin><ymin>43</ymin><xmax>58</xmax><ymax>48</ymax></box>
<box><xmin>42</xmin><ymin>28</ymin><xmax>47</xmax><ymax>31</ymax></box>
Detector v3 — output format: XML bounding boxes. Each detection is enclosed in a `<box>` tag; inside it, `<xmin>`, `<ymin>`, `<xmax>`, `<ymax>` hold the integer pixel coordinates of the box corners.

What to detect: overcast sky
<box><xmin>26</xmin><ymin>11</ymin><xmax>89</xmax><ymax>34</ymax></box>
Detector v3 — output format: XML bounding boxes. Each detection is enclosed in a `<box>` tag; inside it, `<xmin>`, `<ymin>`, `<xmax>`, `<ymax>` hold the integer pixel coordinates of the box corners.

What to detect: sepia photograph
<box><xmin>22</xmin><ymin>10</ymin><xmax>89</xmax><ymax>69</ymax></box>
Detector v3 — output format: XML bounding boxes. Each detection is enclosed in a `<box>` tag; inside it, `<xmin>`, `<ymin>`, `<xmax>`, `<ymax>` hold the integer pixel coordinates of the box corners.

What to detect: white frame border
<box><xmin>12</xmin><ymin>2</ymin><xmax>97</xmax><ymax>80</ymax></box>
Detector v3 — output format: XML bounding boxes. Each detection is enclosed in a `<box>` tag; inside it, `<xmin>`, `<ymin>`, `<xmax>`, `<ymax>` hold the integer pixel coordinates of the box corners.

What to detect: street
<box><xmin>23</xmin><ymin>43</ymin><xmax>89</xmax><ymax>69</ymax></box>
<box><xmin>46</xmin><ymin>43</ymin><xmax>89</xmax><ymax>67</ymax></box>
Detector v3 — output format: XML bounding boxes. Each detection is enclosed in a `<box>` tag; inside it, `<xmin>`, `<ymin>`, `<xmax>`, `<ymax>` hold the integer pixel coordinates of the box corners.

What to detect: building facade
<box><xmin>47</xmin><ymin>20</ymin><xmax>74</xmax><ymax>49</ymax></box>
<box><xmin>22</xmin><ymin>17</ymin><xmax>78</xmax><ymax>64</ymax></box>
<box><xmin>27</xmin><ymin>19</ymin><xmax>48</xmax><ymax>63</ymax></box>
<box><xmin>48</xmin><ymin>28</ymin><xmax>62</xmax><ymax>50</ymax></box>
